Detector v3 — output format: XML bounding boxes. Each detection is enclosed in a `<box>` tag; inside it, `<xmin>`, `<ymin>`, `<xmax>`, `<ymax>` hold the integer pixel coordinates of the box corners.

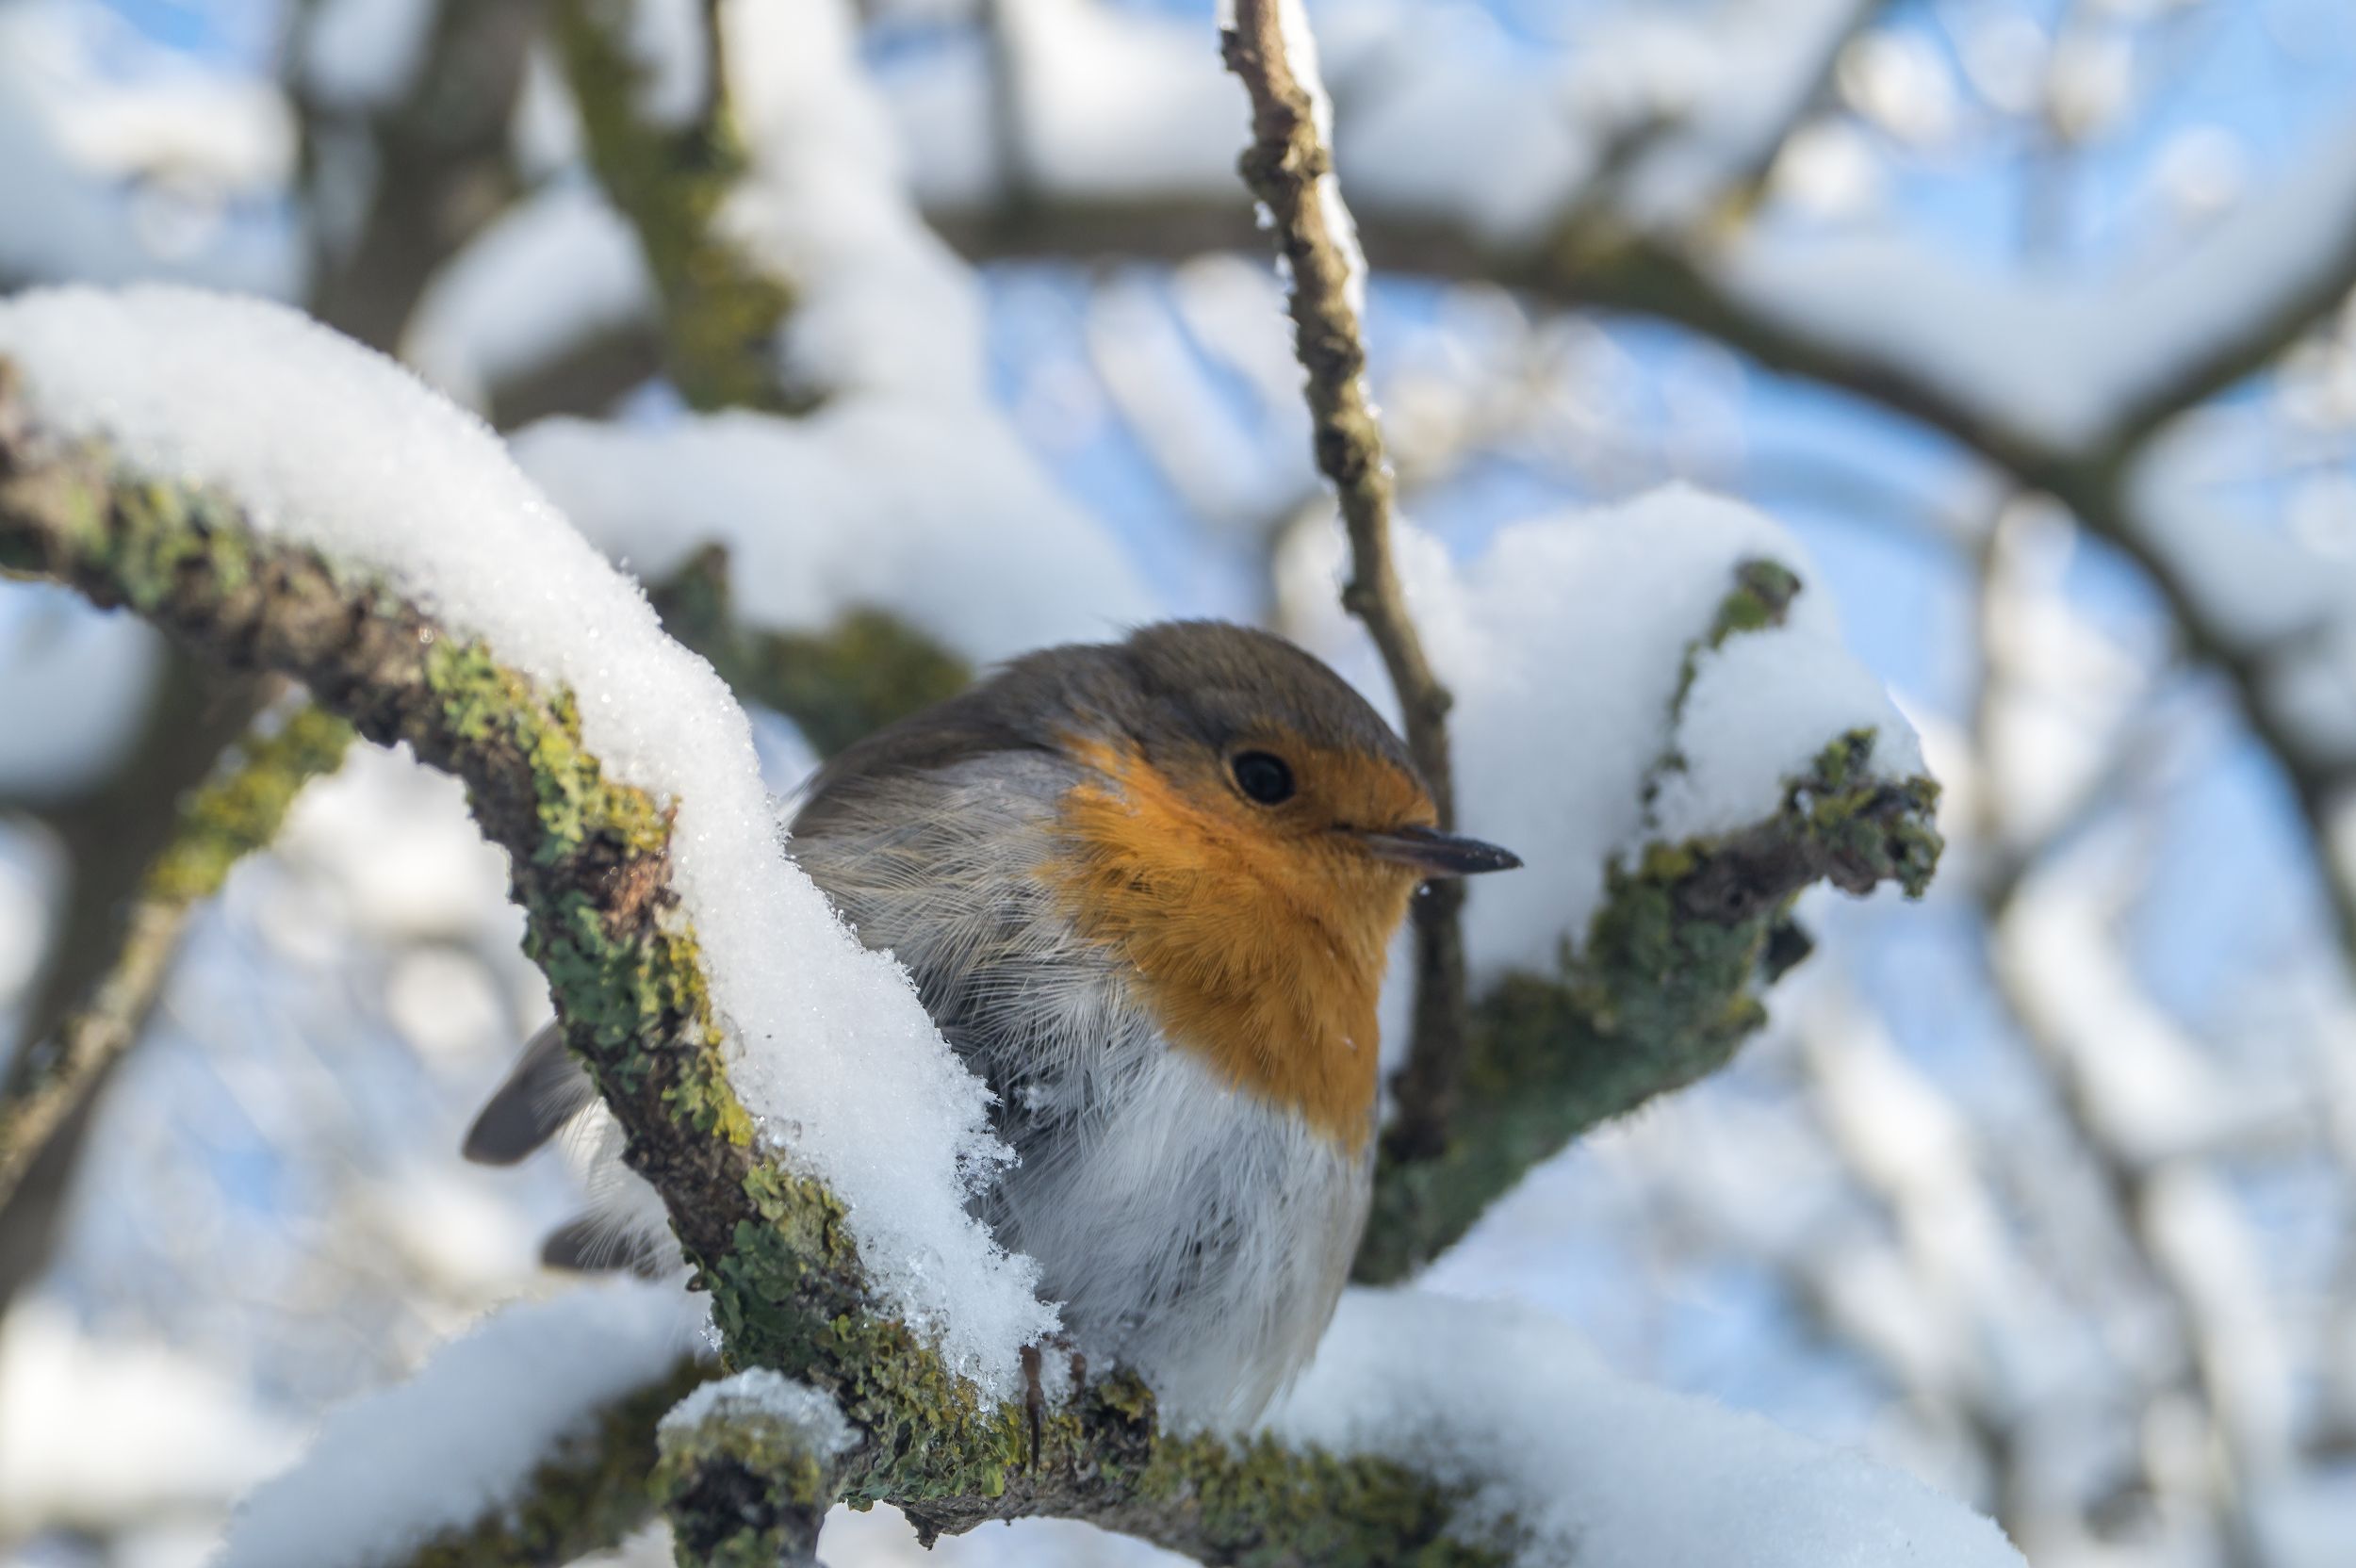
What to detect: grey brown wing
<box><xmin>461</xmin><ymin>1021</ymin><xmax>598</xmax><ymax>1166</ymax></box>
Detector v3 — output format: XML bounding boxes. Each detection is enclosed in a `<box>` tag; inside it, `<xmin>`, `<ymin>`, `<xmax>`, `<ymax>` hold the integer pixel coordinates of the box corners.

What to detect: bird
<box><xmin>464</xmin><ymin>620</ymin><xmax>1519</xmax><ymax>1425</ymax></box>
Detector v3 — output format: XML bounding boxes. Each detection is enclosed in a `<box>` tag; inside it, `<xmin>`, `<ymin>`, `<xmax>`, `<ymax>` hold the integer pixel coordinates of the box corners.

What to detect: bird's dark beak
<box><xmin>1355</xmin><ymin>825</ymin><xmax>1522</xmax><ymax>877</ymax></box>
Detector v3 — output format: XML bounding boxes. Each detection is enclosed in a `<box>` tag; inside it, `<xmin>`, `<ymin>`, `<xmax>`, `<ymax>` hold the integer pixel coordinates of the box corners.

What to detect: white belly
<box><xmin>987</xmin><ymin>1039</ymin><xmax>1372</xmax><ymax>1428</ymax></box>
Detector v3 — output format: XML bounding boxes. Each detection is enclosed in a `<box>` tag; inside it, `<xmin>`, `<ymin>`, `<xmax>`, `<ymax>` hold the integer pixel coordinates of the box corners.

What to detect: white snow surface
<box><xmin>215</xmin><ymin>1281</ymin><xmax>701</xmax><ymax>1568</ymax></box>
<box><xmin>1713</xmin><ymin>120</ymin><xmax>2356</xmax><ymax>448</ymax></box>
<box><xmin>0</xmin><ymin>285</ymin><xmax>1058</xmax><ymax>1392</ymax></box>
<box><xmin>660</xmin><ymin>1368</ymin><xmax>856</xmax><ymax>1457</ymax></box>
<box><xmin>511</xmin><ymin>410</ymin><xmax>1157</xmax><ymax>663</ymax></box>
<box><xmin>403</xmin><ymin>182</ymin><xmax>657</xmax><ymax>412</ymax></box>
<box><xmin>1268</xmin><ymin>1289</ymin><xmax>2027</xmax><ymax>1567</ymax></box>
<box><xmin>1279</xmin><ymin>484</ymin><xmax>1920</xmax><ymax>978</ymax></box>
<box><xmin>1655</xmin><ymin>625</ymin><xmax>1923</xmax><ymax>843</ymax></box>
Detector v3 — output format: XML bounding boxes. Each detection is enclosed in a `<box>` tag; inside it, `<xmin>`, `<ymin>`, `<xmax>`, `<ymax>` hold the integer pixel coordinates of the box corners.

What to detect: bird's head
<box><xmin>1033</xmin><ymin>623</ymin><xmax>1520</xmax><ymax>1146</ymax></box>
<box><xmin>793</xmin><ymin>620</ymin><xmax>1518</xmax><ymax>1147</ymax></box>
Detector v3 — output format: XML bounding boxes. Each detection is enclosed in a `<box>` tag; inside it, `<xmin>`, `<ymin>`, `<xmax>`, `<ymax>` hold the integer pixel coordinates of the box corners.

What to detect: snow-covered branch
<box><xmin>1350</xmin><ymin>540</ymin><xmax>1938</xmax><ymax>1281</ymax></box>
<box><xmin>654</xmin><ymin>1370</ymin><xmax>857</xmax><ymax>1568</ymax></box>
<box><xmin>217</xmin><ymin>1282</ymin><xmax>710</xmax><ymax>1568</ymax></box>
<box><xmin>0</xmin><ymin>285</ymin><xmax>1965</xmax><ymax>1566</ymax></box>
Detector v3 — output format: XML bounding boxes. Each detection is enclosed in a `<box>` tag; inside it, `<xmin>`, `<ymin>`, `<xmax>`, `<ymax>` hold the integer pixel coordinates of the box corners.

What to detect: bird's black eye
<box><xmin>1232</xmin><ymin>750</ymin><xmax>1295</xmax><ymax>805</ymax></box>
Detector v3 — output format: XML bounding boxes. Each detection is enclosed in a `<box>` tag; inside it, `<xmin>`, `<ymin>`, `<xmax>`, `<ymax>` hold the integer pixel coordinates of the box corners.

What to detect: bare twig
<box><xmin>1220</xmin><ymin>0</ymin><xmax>1469</xmax><ymax>1162</ymax></box>
<box><xmin>0</xmin><ymin>704</ymin><xmax>352</xmax><ymax>1207</ymax></box>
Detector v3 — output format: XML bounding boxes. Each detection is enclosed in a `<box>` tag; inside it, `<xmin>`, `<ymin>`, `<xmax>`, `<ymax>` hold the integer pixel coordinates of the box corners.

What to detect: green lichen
<box><xmin>142</xmin><ymin>704</ymin><xmax>354</xmax><ymax>904</ymax></box>
<box><xmin>1113</xmin><ymin>1431</ymin><xmax>1513</xmax><ymax>1568</ymax></box>
<box><xmin>552</xmin><ymin>0</ymin><xmax>804</xmax><ymax>414</ymax></box>
<box><xmin>654</xmin><ymin>1382</ymin><xmax>846</xmax><ymax>1568</ymax></box>
<box><xmin>1653</xmin><ymin>555</ymin><xmax>1804</xmax><ymax>790</ymax></box>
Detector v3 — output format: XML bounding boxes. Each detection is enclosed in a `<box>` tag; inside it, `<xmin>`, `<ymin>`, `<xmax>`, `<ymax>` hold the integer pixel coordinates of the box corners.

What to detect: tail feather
<box><xmin>540</xmin><ymin>1211</ymin><xmax>666</xmax><ymax>1276</ymax></box>
<box><xmin>462</xmin><ymin>1022</ymin><xmax>597</xmax><ymax>1166</ymax></box>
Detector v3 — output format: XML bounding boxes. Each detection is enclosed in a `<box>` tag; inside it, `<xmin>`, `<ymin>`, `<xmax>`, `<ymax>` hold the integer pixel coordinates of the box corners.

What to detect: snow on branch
<box><xmin>0</xmin><ymin>284</ymin><xmax>1978</xmax><ymax>1566</ymax></box>
<box><xmin>552</xmin><ymin>0</ymin><xmax>999</xmax><ymax>409</ymax></box>
<box><xmin>1270</xmin><ymin>491</ymin><xmax>1940</xmax><ymax>1280</ymax></box>
<box><xmin>0</xmin><ymin>284</ymin><xmax>1054</xmax><ymax>1387</ymax></box>
<box><xmin>217</xmin><ymin>1282</ymin><xmax>708</xmax><ymax>1568</ymax></box>
<box><xmin>1274</xmin><ymin>1290</ymin><xmax>2026</xmax><ymax>1568</ymax></box>
<box><xmin>550</xmin><ymin>0</ymin><xmax>802</xmax><ymax>411</ymax></box>
<box><xmin>1707</xmin><ymin>126</ymin><xmax>2356</xmax><ymax>459</ymax></box>
<box><xmin>653</xmin><ymin>1370</ymin><xmax>856</xmax><ymax>1567</ymax></box>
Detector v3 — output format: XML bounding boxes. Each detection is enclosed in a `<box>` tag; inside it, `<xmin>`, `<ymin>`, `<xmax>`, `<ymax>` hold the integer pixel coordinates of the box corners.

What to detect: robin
<box><xmin>466</xmin><ymin>620</ymin><xmax>1519</xmax><ymax>1424</ymax></box>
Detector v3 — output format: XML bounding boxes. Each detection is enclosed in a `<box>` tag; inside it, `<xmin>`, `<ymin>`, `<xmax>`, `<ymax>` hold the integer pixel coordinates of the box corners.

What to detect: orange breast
<box><xmin>1046</xmin><ymin>739</ymin><xmax>1422</xmax><ymax>1151</ymax></box>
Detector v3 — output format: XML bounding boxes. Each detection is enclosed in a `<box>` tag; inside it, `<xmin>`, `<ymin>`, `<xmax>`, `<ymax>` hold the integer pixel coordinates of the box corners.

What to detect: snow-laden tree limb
<box><xmin>654</xmin><ymin>1371</ymin><xmax>858</xmax><ymax>1568</ymax></box>
<box><xmin>0</xmin><ymin>290</ymin><xmax>1961</xmax><ymax>1564</ymax></box>
<box><xmin>0</xmin><ymin>339</ymin><xmax>1508</xmax><ymax>1568</ymax></box>
<box><xmin>0</xmin><ymin>699</ymin><xmax>351</xmax><ymax>1205</ymax></box>
<box><xmin>217</xmin><ymin>1282</ymin><xmax>712</xmax><ymax>1568</ymax></box>
<box><xmin>1356</xmin><ymin>580</ymin><xmax>1939</xmax><ymax>1282</ymax></box>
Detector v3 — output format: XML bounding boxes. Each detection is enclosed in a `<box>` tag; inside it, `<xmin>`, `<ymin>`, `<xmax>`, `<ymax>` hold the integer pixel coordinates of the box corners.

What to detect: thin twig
<box><xmin>1220</xmin><ymin>0</ymin><xmax>1469</xmax><ymax>1162</ymax></box>
<box><xmin>0</xmin><ymin>703</ymin><xmax>353</xmax><ymax>1206</ymax></box>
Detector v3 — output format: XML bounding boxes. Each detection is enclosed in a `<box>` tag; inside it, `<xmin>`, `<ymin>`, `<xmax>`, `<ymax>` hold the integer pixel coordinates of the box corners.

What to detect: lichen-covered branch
<box><xmin>0</xmin><ymin>370</ymin><xmax>1511</xmax><ymax>1568</ymax></box>
<box><xmin>1220</xmin><ymin>0</ymin><xmax>1473</xmax><ymax>1166</ymax></box>
<box><xmin>401</xmin><ymin>1355</ymin><xmax>711</xmax><ymax>1568</ymax></box>
<box><xmin>654</xmin><ymin>1371</ymin><xmax>856</xmax><ymax>1568</ymax></box>
<box><xmin>0</xmin><ymin>700</ymin><xmax>352</xmax><ymax>1206</ymax></box>
<box><xmin>1352</xmin><ymin>564</ymin><xmax>1941</xmax><ymax>1282</ymax></box>
<box><xmin>550</xmin><ymin>0</ymin><xmax>805</xmax><ymax>412</ymax></box>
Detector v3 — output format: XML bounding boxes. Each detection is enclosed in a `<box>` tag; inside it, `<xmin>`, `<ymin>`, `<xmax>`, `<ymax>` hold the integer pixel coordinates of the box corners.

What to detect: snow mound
<box><xmin>1270</xmin><ymin>1289</ymin><xmax>2026</xmax><ymax>1567</ymax></box>
<box><xmin>1280</xmin><ymin>484</ymin><xmax>1922</xmax><ymax>977</ymax></box>
<box><xmin>217</xmin><ymin>1280</ymin><xmax>698</xmax><ymax>1568</ymax></box>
